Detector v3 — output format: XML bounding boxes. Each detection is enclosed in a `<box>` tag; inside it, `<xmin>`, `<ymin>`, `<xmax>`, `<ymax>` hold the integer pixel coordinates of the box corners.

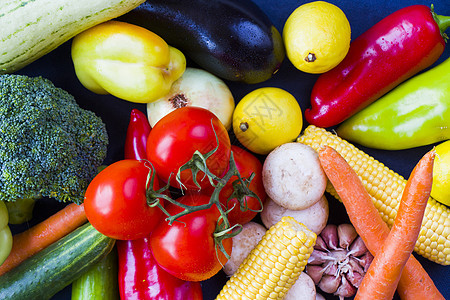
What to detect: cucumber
<box><xmin>119</xmin><ymin>0</ymin><xmax>285</xmax><ymax>84</ymax></box>
<box><xmin>71</xmin><ymin>247</ymin><xmax>119</xmax><ymax>300</ymax></box>
<box><xmin>0</xmin><ymin>0</ymin><xmax>145</xmax><ymax>74</ymax></box>
<box><xmin>0</xmin><ymin>223</ymin><xmax>115</xmax><ymax>300</ymax></box>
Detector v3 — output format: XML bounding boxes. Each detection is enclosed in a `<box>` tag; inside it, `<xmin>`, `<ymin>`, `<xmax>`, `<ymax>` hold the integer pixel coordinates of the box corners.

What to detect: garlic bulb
<box><xmin>306</xmin><ymin>224</ymin><xmax>373</xmax><ymax>299</ymax></box>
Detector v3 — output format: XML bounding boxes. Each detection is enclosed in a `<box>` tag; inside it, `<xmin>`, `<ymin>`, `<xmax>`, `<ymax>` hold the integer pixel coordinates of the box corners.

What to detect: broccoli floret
<box><xmin>0</xmin><ymin>74</ymin><xmax>108</xmax><ymax>204</ymax></box>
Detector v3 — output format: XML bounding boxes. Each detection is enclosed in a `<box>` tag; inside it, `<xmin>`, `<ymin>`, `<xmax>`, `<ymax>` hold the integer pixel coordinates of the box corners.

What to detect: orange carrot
<box><xmin>354</xmin><ymin>149</ymin><xmax>435</xmax><ymax>299</ymax></box>
<box><xmin>0</xmin><ymin>202</ymin><xmax>87</xmax><ymax>276</ymax></box>
<box><xmin>318</xmin><ymin>145</ymin><xmax>443</xmax><ymax>300</ymax></box>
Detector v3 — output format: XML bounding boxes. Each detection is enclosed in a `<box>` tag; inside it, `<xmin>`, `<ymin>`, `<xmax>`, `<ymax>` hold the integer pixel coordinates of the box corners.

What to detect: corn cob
<box><xmin>216</xmin><ymin>217</ymin><xmax>316</xmax><ymax>300</ymax></box>
<box><xmin>297</xmin><ymin>125</ymin><xmax>450</xmax><ymax>265</ymax></box>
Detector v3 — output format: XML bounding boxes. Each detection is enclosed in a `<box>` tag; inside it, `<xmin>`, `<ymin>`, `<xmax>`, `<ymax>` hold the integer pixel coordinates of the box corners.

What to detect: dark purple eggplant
<box><xmin>118</xmin><ymin>0</ymin><xmax>285</xmax><ymax>84</ymax></box>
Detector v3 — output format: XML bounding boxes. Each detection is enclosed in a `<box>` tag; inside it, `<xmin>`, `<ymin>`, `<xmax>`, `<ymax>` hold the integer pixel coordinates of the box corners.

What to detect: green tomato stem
<box><xmin>144</xmin><ymin>119</ymin><xmax>263</xmax><ymax>260</ymax></box>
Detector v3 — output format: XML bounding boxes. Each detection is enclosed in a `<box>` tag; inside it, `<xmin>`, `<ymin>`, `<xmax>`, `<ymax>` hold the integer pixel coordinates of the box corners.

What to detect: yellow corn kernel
<box><xmin>297</xmin><ymin>125</ymin><xmax>450</xmax><ymax>265</ymax></box>
<box><xmin>216</xmin><ymin>217</ymin><xmax>316</xmax><ymax>300</ymax></box>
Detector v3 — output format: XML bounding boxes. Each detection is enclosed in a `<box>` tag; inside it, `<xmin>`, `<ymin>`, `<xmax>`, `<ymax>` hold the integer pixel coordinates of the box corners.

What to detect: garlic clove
<box><xmin>321</xmin><ymin>224</ymin><xmax>339</xmax><ymax>250</ymax></box>
<box><xmin>359</xmin><ymin>251</ymin><xmax>374</xmax><ymax>272</ymax></box>
<box><xmin>314</xmin><ymin>235</ymin><xmax>329</xmax><ymax>252</ymax></box>
<box><xmin>306</xmin><ymin>265</ymin><xmax>326</xmax><ymax>285</ymax></box>
<box><xmin>335</xmin><ymin>275</ymin><xmax>357</xmax><ymax>299</ymax></box>
<box><xmin>318</xmin><ymin>274</ymin><xmax>341</xmax><ymax>294</ymax></box>
<box><xmin>337</xmin><ymin>223</ymin><xmax>358</xmax><ymax>249</ymax></box>
<box><xmin>345</xmin><ymin>270</ymin><xmax>364</xmax><ymax>289</ymax></box>
<box><xmin>348</xmin><ymin>236</ymin><xmax>368</xmax><ymax>257</ymax></box>
<box><xmin>349</xmin><ymin>256</ymin><xmax>365</xmax><ymax>274</ymax></box>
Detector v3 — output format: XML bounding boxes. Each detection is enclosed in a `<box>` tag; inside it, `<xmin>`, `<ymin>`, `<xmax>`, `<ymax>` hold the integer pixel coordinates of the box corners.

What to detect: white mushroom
<box><xmin>260</xmin><ymin>195</ymin><xmax>329</xmax><ymax>235</ymax></box>
<box><xmin>262</xmin><ymin>143</ymin><xmax>327</xmax><ymax>210</ymax></box>
<box><xmin>284</xmin><ymin>272</ymin><xmax>317</xmax><ymax>300</ymax></box>
<box><xmin>223</xmin><ymin>222</ymin><xmax>266</xmax><ymax>276</ymax></box>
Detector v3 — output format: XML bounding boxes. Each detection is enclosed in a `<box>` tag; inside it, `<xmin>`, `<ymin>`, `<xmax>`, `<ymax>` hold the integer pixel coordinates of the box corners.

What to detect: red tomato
<box><xmin>219</xmin><ymin>145</ymin><xmax>267</xmax><ymax>226</ymax></box>
<box><xmin>146</xmin><ymin>107</ymin><xmax>231</xmax><ymax>191</ymax></box>
<box><xmin>150</xmin><ymin>193</ymin><xmax>232</xmax><ymax>282</ymax></box>
<box><xmin>84</xmin><ymin>160</ymin><xmax>163</xmax><ymax>240</ymax></box>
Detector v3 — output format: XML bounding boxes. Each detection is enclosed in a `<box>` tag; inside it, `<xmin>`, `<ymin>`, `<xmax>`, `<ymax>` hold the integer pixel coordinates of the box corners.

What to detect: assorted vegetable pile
<box><xmin>0</xmin><ymin>0</ymin><xmax>449</xmax><ymax>299</ymax></box>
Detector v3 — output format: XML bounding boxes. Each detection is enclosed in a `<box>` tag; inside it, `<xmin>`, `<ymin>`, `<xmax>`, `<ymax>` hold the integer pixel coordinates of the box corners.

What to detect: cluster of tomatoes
<box><xmin>83</xmin><ymin>106</ymin><xmax>267</xmax><ymax>282</ymax></box>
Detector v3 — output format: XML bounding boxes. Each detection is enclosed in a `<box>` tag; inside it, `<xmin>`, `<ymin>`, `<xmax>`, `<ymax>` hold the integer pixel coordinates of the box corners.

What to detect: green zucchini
<box><xmin>0</xmin><ymin>223</ymin><xmax>115</xmax><ymax>300</ymax></box>
<box><xmin>71</xmin><ymin>246</ymin><xmax>119</xmax><ymax>300</ymax></box>
<box><xmin>0</xmin><ymin>0</ymin><xmax>145</xmax><ymax>74</ymax></box>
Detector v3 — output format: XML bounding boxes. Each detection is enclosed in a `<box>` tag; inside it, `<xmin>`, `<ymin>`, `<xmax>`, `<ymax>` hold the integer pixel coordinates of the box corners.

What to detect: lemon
<box><xmin>431</xmin><ymin>140</ymin><xmax>450</xmax><ymax>206</ymax></box>
<box><xmin>283</xmin><ymin>1</ymin><xmax>351</xmax><ymax>74</ymax></box>
<box><xmin>232</xmin><ymin>87</ymin><xmax>302</xmax><ymax>155</ymax></box>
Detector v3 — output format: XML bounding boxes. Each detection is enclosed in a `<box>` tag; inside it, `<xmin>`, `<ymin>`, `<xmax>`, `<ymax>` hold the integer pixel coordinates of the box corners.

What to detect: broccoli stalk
<box><xmin>0</xmin><ymin>74</ymin><xmax>108</xmax><ymax>205</ymax></box>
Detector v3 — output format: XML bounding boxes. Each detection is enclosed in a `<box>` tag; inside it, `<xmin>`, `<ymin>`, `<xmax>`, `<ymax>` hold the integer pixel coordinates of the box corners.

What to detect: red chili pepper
<box><xmin>305</xmin><ymin>5</ymin><xmax>450</xmax><ymax>128</ymax></box>
<box><xmin>117</xmin><ymin>238</ymin><xmax>203</xmax><ymax>300</ymax></box>
<box><xmin>117</xmin><ymin>109</ymin><xmax>203</xmax><ymax>300</ymax></box>
<box><xmin>124</xmin><ymin>109</ymin><xmax>152</xmax><ymax>160</ymax></box>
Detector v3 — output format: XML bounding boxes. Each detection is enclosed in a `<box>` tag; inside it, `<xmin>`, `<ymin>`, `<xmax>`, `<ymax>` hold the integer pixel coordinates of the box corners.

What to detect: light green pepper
<box><xmin>5</xmin><ymin>198</ymin><xmax>36</xmax><ymax>225</ymax></box>
<box><xmin>0</xmin><ymin>201</ymin><xmax>13</xmax><ymax>266</ymax></box>
<box><xmin>337</xmin><ymin>56</ymin><xmax>450</xmax><ymax>150</ymax></box>
<box><xmin>71</xmin><ymin>247</ymin><xmax>119</xmax><ymax>300</ymax></box>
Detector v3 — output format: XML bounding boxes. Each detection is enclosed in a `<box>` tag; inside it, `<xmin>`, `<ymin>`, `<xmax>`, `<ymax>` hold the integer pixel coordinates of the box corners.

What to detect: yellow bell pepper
<box><xmin>71</xmin><ymin>20</ymin><xmax>186</xmax><ymax>103</ymax></box>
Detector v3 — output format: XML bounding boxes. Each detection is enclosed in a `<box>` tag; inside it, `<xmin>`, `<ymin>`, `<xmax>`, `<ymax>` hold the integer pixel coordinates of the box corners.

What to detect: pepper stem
<box><xmin>431</xmin><ymin>4</ymin><xmax>450</xmax><ymax>42</ymax></box>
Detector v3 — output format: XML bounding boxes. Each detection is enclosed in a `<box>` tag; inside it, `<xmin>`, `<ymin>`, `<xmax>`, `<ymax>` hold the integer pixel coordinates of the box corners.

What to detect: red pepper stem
<box><xmin>432</xmin><ymin>5</ymin><xmax>450</xmax><ymax>41</ymax></box>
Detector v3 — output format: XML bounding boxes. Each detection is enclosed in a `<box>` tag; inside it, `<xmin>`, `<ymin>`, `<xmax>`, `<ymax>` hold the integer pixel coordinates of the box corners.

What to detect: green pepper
<box><xmin>5</xmin><ymin>198</ymin><xmax>36</xmax><ymax>225</ymax></box>
<box><xmin>336</xmin><ymin>56</ymin><xmax>450</xmax><ymax>150</ymax></box>
<box><xmin>0</xmin><ymin>201</ymin><xmax>13</xmax><ymax>266</ymax></box>
<box><xmin>71</xmin><ymin>247</ymin><xmax>119</xmax><ymax>300</ymax></box>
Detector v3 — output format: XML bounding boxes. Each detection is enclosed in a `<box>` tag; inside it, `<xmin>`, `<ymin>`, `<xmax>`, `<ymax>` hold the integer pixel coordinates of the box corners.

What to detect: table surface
<box><xmin>11</xmin><ymin>0</ymin><xmax>450</xmax><ymax>299</ymax></box>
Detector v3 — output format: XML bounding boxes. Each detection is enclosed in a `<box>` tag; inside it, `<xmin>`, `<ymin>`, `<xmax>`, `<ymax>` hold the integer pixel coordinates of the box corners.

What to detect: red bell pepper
<box><xmin>117</xmin><ymin>238</ymin><xmax>203</xmax><ymax>300</ymax></box>
<box><xmin>117</xmin><ymin>109</ymin><xmax>203</xmax><ymax>300</ymax></box>
<box><xmin>305</xmin><ymin>5</ymin><xmax>450</xmax><ymax>128</ymax></box>
<box><xmin>124</xmin><ymin>109</ymin><xmax>152</xmax><ymax>160</ymax></box>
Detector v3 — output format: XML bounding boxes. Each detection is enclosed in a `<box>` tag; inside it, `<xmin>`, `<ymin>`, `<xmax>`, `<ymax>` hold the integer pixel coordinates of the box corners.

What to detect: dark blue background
<box><xmin>11</xmin><ymin>0</ymin><xmax>450</xmax><ymax>299</ymax></box>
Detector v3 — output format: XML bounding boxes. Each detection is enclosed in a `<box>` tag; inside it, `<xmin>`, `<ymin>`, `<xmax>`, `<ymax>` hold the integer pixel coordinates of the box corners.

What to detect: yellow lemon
<box><xmin>232</xmin><ymin>87</ymin><xmax>302</xmax><ymax>155</ymax></box>
<box><xmin>431</xmin><ymin>140</ymin><xmax>450</xmax><ymax>206</ymax></box>
<box><xmin>283</xmin><ymin>1</ymin><xmax>351</xmax><ymax>74</ymax></box>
